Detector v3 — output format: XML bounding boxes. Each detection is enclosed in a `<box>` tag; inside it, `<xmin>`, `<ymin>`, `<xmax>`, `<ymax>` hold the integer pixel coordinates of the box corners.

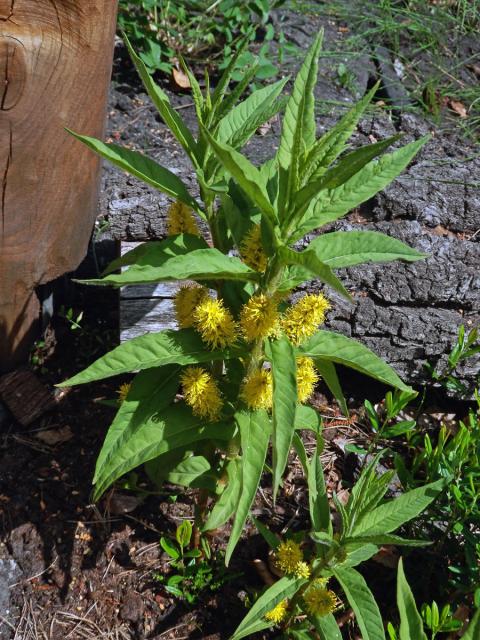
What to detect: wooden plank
<box><xmin>0</xmin><ymin>370</ymin><xmax>56</xmax><ymax>427</ymax></box>
<box><xmin>0</xmin><ymin>1</ymin><xmax>119</xmax><ymax>371</ymax></box>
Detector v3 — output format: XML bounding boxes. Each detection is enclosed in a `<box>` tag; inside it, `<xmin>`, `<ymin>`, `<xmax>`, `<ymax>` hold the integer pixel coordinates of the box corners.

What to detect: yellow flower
<box><xmin>166</xmin><ymin>200</ymin><xmax>199</xmax><ymax>236</ymax></box>
<box><xmin>295</xmin><ymin>561</ymin><xmax>311</xmax><ymax>579</ymax></box>
<box><xmin>241</xmin><ymin>368</ymin><xmax>273</xmax><ymax>411</ymax></box>
<box><xmin>180</xmin><ymin>366</ymin><xmax>222</xmax><ymax>421</ymax></box>
<box><xmin>303</xmin><ymin>579</ymin><xmax>339</xmax><ymax>617</ymax></box>
<box><xmin>193</xmin><ymin>297</ymin><xmax>237</xmax><ymax>349</ymax></box>
<box><xmin>282</xmin><ymin>293</ymin><xmax>330</xmax><ymax>345</ymax></box>
<box><xmin>265</xmin><ymin>599</ymin><xmax>288</xmax><ymax>624</ymax></box>
<box><xmin>174</xmin><ymin>284</ymin><xmax>209</xmax><ymax>329</ymax></box>
<box><xmin>274</xmin><ymin>540</ymin><xmax>303</xmax><ymax>575</ymax></box>
<box><xmin>296</xmin><ymin>357</ymin><xmax>319</xmax><ymax>403</ymax></box>
<box><xmin>117</xmin><ymin>382</ymin><xmax>131</xmax><ymax>404</ymax></box>
<box><xmin>239</xmin><ymin>293</ymin><xmax>279</xmax><ymax>342</ymax></box>
<box><xmin>240</xmin><ymin>224</ymin><xmax>268</xmax><ymax>272</ymax></box>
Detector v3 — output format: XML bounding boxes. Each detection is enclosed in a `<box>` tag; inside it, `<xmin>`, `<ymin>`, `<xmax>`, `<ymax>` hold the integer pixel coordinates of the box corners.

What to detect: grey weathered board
<box><xmin>120</xmin><ymin>242</ymin><xmax>177</xmax><ymax>342</ymax></box>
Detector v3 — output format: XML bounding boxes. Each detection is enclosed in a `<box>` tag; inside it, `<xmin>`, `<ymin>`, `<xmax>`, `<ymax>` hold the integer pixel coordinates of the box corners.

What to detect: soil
<box><xmin>1</xmin><ymin>2</ymin><xmax>479</xmax><ymax>639</ymax></box>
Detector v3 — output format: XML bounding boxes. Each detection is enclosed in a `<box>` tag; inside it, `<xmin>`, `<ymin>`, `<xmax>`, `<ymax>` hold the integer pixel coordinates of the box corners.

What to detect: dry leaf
<box><xmin>448</xmin><ymin>98</ymin><xmax>467</xmax><ymax>118</ymax></box>
<box><xmin>172</xmin><ymin>67</ymin><xmax>191</xmax><ymax>90</ymax></box>
<box><xmin>36</xmin><ymin>425</ymin><xmax>74</xmax><ymax>445</ymax></box>
<box><xmin>109</xmin><ymin>492</ymin><xmax>142</xmax><ymax>514</ymax></box>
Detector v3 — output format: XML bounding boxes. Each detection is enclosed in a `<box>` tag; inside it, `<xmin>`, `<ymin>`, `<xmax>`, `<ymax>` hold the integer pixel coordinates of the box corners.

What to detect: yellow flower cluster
<box><xmin>174</xmin><ymin>284</ymin><xmax>209</xmax><ymax>329</ymax></box>
<box><xmin>282</xmin><ymin>293</ymin><xmax>330</xmax><ymax>345</ymax></box>
<box><xmin>193</xmin><ymin>297</ymin><xmax>237</xmax><ymax>350</ymax></box>
<box><xmin>117</xmin><ymin>382</ymin><xmax>131</xmax><ymax>404</ymax></box>
<box><xmin>274</xmin><ymin>540</ymin><xmax>311</xmax><ymax>579</ymax></box>
<box><xmin>241</xmin><ymin>368</ymin><xmax>273</xmax><ymax>411</ymax></box>
<box><xmin>303</xmin><ymin>579</ymin><xmax>339</xmax><ymax>617</ymax></box>
<box><xmin>240</xmin><ymin>224</ymin><xmax>268</xmax><ymax>272</ymax></box>
<box><xmin>265</xmin><ymin>599</ymin><xmax>288</xmax><ymax>624</ymax></box>
<box><xmin>296</xmin><ymin>357</ymin><xmax>319</xmax><ymax>403</ymax></box>
<box><xmin>239</xmin><ymin>293</ymin><xmax>279</xmax><ymax>342</ymax></box>
<box><xmin>180</xmin><ymin>366</ymin><xmax>222</xmax><ymax>421</ymax></box>
<box><xmin>166</xmin><ymin>200</ymin><xmax>199</xmax><ymax>236</ymax></box>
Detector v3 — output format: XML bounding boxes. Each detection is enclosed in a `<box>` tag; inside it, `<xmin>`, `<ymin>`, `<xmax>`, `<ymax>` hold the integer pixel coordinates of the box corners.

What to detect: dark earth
<box><xmin>1</xmin><ymin>2</ymin><xmax>479</xmax><ymax>639</ymax></box>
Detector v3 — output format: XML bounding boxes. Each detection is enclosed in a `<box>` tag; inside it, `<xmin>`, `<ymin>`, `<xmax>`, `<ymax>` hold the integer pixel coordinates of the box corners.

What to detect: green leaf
<box><xmin>225</xmin><ymin>410</ymin><xmax>271</xmax><ymax>565</ymax></box>
<box><xmin>124</xmin><ymin>36</ymin><xmax>199</xmax><ymax>165</ymax></box>
<box><xmin>176</xmin><ymin>520</ymin><xmax>193</xmax><ymax>548</ymax></box>
<box><xmin>352</xmin><ymin>479</ymin><xmax>445</xmax><ymax>537</ymax></box>
<box><xmin>266</xmin><ymin>336</ymin><xmax>298</xmax><ymax>499</ymax></box>
<box><xmin>278</xmin><ymin>32</ymin><xmax>323</xmax><ymax>190</ymax></box>
<box><xmin>216</xmin><ymin>78</ymin><xmax>288</xmax><ymax>150</ymax></box>
<box><xmin>160</xmin><ymin>536</ymin><xmax>180</xmax><ymax>560</ymax></box>
<box><xmin>59</xmin><ymin>329</ymin><xmax>245</xmax><ymax>386</ymax></box>
<box><xmin>344</xmin><ymin>534</ymin><xmax>431</xmax><ymax>547</ymax></box>
<box><xmin>295</xmin><ymin>404</ymin><xmax>322</xmax><ymax>432</ymax></box>
<box><xmin>309</xmin><ymin>435</ymin><xmax>331</xmax><ymax>532</ymax></box>
<box><xmin>333</xmin><ymin>566</ymin><xmax>385</xmax><ymax>640</ymax></box>
<box><xmin>230</xmin><ymin>576</ymin><xmax>306</xmax><ymax>640</ymax></box>
<box><xmin>68</xmin><ymin>131</ymin><xmax>199</xmax><ymax>212</ymax></box>
<box><xmin>302</xmin><ymin>83</ymin><xmax>379</xmax><ymax>184</ymax></box>
<box><xmin>292</xmin><ymin>135</ymin><xmax>429</xmax><ymax>241</ymax></box>
<box><xmin>203</xmin><ymin>128</ymin><xmax>276</xmax><ymax>221</ymax></box>
<box><xmin>311</xmin><ymin>613</ymin><xmax>342</xmax><ymax>640</ymax></box>
<box><xmin>294</xmin><ymin>134</ymin><xmax>401</xmax><ymax>214</ymax></box>
<box><xmin>82</xmin><ymin>247</ymin><xmax>257</xmax><ymax>287</ymax></box>
<box><xmin>397</xmin><ymin>558</ymin><xmax>428</xmax><ymax>640</ymax></box>
<box><xmin>305</xmin><ymin>231</ymin><xmax>426</xmax><ymax>269</ymax></box>
<box><xmin>210</xmin><ymin>32</ymin><xmax>253</xmax><ymax>117</ymax></box>
<box><xmin>278</xmin><ymin>246</ymin><xmax>351</xmax><ymax>301</ymax></box>
<box><xmin>203</xmin><ymin>459</ymin><xmax>242</xmax><ymax>531</ymax></box>
<box><xmin>166</xmin><ymin>455</ymin><xmax>215</xmax><ymax>490</ymax></box>
<box><xmin>462</xmin><ymin>609</ymin><xmax>480</xmax><ymax>640</ymax></box>
<box><xmin>252</xmin><ymin>517</ymin><xmax>280</xmax><ymax>549</ymax></box>
<box><xmin>94</xmin><ymin>403</ymin><xmax>235</xmax><ymax>500</ymax></box>
<box><xmin>102</xmin><ymin>234</ymin><xmax>208</xmax><ymax>276</ymax></box>
<box><xmin>93</xmin><ymin>366</ymin><xmax>179</xmax><ymax>490</ymax></box>
<box><xmin>299</xmin><ymin>330</ymin><xmax>412</xmax><ymax>392</ymax></box>
<box><xmin>314</xmin><ymin>359</ymin><xmax>348</xmax><ymax>416</ymax></box>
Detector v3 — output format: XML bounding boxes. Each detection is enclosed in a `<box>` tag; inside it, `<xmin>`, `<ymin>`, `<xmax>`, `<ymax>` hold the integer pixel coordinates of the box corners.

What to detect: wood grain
<box><xmin>0</xmin><ymin>0</ymin><xmax>118</xmax><ymax>370</ymax></box>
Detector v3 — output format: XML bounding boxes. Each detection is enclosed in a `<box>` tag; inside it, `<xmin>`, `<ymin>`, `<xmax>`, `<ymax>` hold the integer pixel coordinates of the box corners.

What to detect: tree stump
<box><xmin>0</xmin><ymin>0</ymin><xmax>118</xmax><ymax>371</ymax></box>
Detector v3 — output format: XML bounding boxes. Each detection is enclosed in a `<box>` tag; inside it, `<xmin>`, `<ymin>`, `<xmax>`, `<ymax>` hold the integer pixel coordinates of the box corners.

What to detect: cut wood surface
<box><xmin>0</xmin><ymin>0</ymin><xmax>118</xmax><ymax>371</ymax></box>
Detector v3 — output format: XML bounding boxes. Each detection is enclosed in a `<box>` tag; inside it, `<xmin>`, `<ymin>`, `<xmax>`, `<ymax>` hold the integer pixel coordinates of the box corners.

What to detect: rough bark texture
<box><xmin>0</xmin><ymin>0</ymin><xmax>118</xmax><ymax>371</ymax></box>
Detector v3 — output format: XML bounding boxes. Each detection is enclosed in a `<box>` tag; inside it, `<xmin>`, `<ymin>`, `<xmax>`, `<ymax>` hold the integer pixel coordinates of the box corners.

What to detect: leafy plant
<box><xmin>154</xmin><ymin>520</ymin><xmax>233</xmax><ymax>604</ymax></box>
<box><xmin>118</xmin><ymin>0</ymin><xmax>291</xmax><ymax>79</ymax></box>
<box><xmin>60</xmin><ymin>34</ymin><xmax>429</xmax><ymax>567</ymax></box>
<box><xmin>230</xmin><ymin>450</ymin><xmax>446</xmax><ymax>639</ymax></box>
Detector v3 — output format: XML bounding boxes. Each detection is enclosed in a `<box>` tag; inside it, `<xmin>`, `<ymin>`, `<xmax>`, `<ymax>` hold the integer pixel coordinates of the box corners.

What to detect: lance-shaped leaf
<box><xmin>311</xmin><ymin>614</ymin><xmax>342</xmax><ymax>640</ymax></box>
<box><xmin>124</xmin><ymin>36</ymin><xmax>199</xmax><ymax>165</ymax></box>
<box><xmin>266</xmin><ymin>336</ymin><xmax>298</xmax><ymax>499</ymax></box>
<box><xmin>225</xmin><ymin>410</ymin><xmax>271</xmax><ymax>565</ymax></box>
<box><xmin>68</xmin><ymin>131</ymin><xmax>200</xmax><ymax>213</ymax></box>
<box><xmin>333</xmin><ymin>566</ymin><xmax>385</xmax><ymax>640</ymax></box>
<box><xmin>79</xmin><ymin>247</ymin><xmax>258</xmax><ymax>287</ymax></box>
<box><xmin>230</xmin><ymin>576</ymin><xmax>307</xmax><ymax>640</ymax></box>
<box><xmin>203</xmin><ymin>459</ymin><xmax>242</xmax><ymax>532</ymax></box>
<box><xmin>302</xmin><ymin>82</ymin><xmax>380</xmax><ymax>184</ymax></box>
<box><xmin>292</xmin><ymin>135</ymin><xmax>429</xmax><ymax>241</ymax></box>
<box><xmin>94</xmin><ymin>403</ymin><xmax>235</xmax><ymax>500</ymax></box>
<box><xmin>351</xmin><ymin>479</ymin><xmax>445</xmax><ymax>537</ymax></box>
<box><xmin>59</xmin><ymin>329</ymin><xmax>245</xmax><ymax>386</ymax></box>
<box><xmin>278</xmin><ymin>246</ymin><xmax>351</xmax><ymax>301</ymax></box>
<box><xmin>277</xmin><ymin>31</ymin><xmax>323</xmax><ymax>212</ymax></box>
<box><xmin>202</xmin><ymin>128</ymin><xmax>277</xmax><ymax>221</ymax></box>
<box><xmin>102</xmin><ymin>234</ymin><xmax>208</xmax><ymax>275</ymax></box>
<box><xmin>299</xmin><ymin>330</ymin><xmax>412</xmax><ymax>392</ymax></box>
<box><xmin>216</xmin><ymin>77</ymin><xmax>288</xmax><ymax>150</ymax></box>
<box><xmin>93</xmin><ymin>366</ymin><xmax>179</xmax><ymax>493</ymax></box>
<box><xmin>305</xmin><ymin>230</ymin><xmax>427</xmax><ymax>269</ymax></box>
<box><xmin>397</xmin><ymin>558</ymin><xmax>428</xmax><ymax>640</ymax></box>
<box><xmin>293</xmin><ymin>134</ymin><xmax>401</xmax><ymax>215</ymax></box>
